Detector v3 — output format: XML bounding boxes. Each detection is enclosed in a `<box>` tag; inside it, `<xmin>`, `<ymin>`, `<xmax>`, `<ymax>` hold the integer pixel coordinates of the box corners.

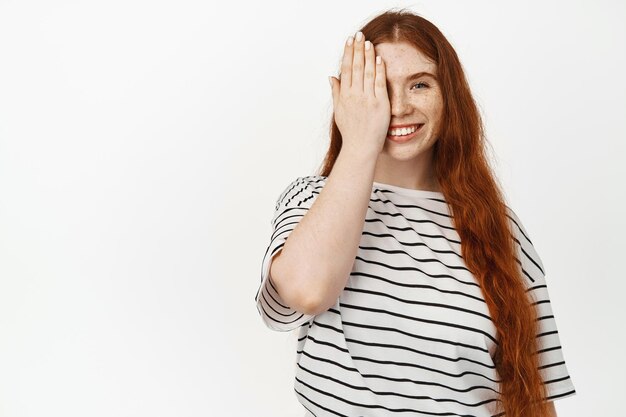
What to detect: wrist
<box><xmin>339</xmin><ymin>142</ymin><xmax>381</xmax><ymax>162</ymax></box>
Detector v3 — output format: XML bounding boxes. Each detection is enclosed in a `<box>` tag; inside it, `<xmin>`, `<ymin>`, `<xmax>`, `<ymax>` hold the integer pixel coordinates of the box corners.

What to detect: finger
<box><xmin>340</xmin><ymin>35</ymin><xmax>354</xmax><ymax>94</ymax></box>
<box><xmin>363</xmin><ymin>40</ymin><xmax>376</xmax><ymax>96</ymax></box>
<box><xmin>351</xmin><ymin>31</ymin><xmax>365</xmax><ymax>91</ymax></box>
<box><xmin>329</xmin><ymin>76</ymin><xmax>338</xmax><ymax>109</ymax></box>
<box><xmin>374</xmin><ymin>54</ymin><xmax>388</xmax><ymax>99</ymax></box>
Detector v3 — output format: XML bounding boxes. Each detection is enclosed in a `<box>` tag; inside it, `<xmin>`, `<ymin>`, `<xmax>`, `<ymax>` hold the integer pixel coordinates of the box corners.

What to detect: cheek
<box><xmin>425</xmin><ymin>96</ymin><xmax>444</xmax><ymax>121</ymax></box>
<box><xmin>412</xmin><ymin>92</ymin><xmax>442</xmax><ymax>113</ymax></box>
<box><xmin>426</xmin><ymin>90</ymin><xmax>443</xmax><ymax>107</ymax></box>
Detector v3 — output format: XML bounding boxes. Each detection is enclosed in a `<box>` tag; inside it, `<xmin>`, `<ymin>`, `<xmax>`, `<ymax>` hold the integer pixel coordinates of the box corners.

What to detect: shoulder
<box><xmin>272</xmin><ymin>175</ymin><xmax>328</xmax><ymax>215</ymax></box>
<box><xmin>275</xmin><ymin>175</ymin><xmax>326</xmax><ymax>202</ymax></box>
<box><xmin>504</xmin><ymin>205</ymin><xmax>534</xmax><ymax>247</ymax></box>
<box><xmin>504</xmin><ymin>204</ymin><xmax>547</xmax><ymax>284</ymax></box>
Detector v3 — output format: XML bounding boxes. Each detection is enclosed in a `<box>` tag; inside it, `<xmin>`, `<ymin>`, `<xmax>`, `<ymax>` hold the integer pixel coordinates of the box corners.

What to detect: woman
<box><xmin>255</xmin><ymin>9</ymin><xmax>575</xmax><ymax>417</ymax></box>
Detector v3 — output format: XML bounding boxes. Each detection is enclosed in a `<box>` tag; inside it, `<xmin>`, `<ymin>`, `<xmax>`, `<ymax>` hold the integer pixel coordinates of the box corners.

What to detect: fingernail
<box><xmin>328</xmin><ymin>76</ymin><xmax>333</xmax><ymax>88</ymax></box>
<box><xmin>365</xmin><ymin>41</ymin><xmax>371</xmax><ymax>50</ymax></box>
<box><xmin>376</xmin><ymin>55</ymin><xmax>381</xmax><ymax>65</ymax></box>
<box><xmin>355</xmin><ymin>31</ymin><xmax>363</xmax><ymax>42</ymax></box>
<box><xmin>347</xmin><ymin>35</ymin><xmax>353</xmax><ymax>46</ymax></box>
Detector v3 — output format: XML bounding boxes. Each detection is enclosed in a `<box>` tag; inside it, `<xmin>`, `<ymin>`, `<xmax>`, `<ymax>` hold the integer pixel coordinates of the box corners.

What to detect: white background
<box><xmin>1</xmin><ymin>1</ymin><xmax>624</xmax><ymax>416</ymax></box>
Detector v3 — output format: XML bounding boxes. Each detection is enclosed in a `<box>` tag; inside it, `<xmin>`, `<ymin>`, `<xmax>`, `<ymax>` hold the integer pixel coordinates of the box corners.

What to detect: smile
<box><xmin>387</xmin><ymin>124</ymin><xmax>424</xmax><ymax>143</ymax></box>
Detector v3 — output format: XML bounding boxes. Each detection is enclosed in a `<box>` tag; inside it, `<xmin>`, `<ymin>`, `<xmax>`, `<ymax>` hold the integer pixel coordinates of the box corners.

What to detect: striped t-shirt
<box><xmin>255</xmin><ymin>175</ymin><xmax>576</xmax><ymax>417</ymax></box>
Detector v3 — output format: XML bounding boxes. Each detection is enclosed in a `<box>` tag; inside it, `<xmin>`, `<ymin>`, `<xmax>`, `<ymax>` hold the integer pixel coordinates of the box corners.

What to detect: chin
<box><xmin>384</xmin><ymin>148</ymin><xmax>421</xmax><ymax>161</ymax></box>
<box><xmin>383</xmin><ymin>139</ymin><xmax>434</xmax><ymax>162</ymax></box>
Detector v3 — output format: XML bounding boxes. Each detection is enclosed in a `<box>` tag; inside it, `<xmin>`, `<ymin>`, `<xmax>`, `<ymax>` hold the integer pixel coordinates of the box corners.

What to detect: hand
<box><xmin>329</xmin><ymin>31</ymin><xmax>391</xmax><ymax>157</ymax></box>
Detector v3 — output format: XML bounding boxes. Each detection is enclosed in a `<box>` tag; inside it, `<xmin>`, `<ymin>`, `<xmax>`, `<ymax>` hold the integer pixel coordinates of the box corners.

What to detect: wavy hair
<box><xmin>316</xmin><ymin>8</ymin><xmax>549</xmax><ymax>417</ymax></box>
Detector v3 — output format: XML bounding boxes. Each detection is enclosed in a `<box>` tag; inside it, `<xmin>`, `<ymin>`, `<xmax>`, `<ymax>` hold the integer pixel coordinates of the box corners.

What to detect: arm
<box><xmin>271</xmin><ymin>31</ymin><xmax>390</xmax><ymax>315</ymax></box>
<box><xmin>270</xmin><ymin>148</ymin><xmax>378</xmax><ymax>315</ymax></box>
<box><xmin>547</xmin><ymin>401</ymin><xmax>557</xmax><ymax>417</ymax></box>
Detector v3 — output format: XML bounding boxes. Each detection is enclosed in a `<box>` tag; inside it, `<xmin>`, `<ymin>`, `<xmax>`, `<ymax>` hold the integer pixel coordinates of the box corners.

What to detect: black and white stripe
<box><xmin>255</xmin><ymin>175</ymin><xmax>576</xmax><ymax>416</ymax></box>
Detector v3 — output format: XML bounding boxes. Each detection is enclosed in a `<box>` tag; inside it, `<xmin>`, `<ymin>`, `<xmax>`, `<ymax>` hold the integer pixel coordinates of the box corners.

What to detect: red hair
<box><xmin>317</xmin><ymin>8</ymin><xmax>550</xmax><ymax>417</ymax></box>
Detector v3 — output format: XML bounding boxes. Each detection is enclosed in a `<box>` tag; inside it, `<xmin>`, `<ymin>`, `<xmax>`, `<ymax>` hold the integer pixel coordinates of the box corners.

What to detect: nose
<box><xmin>389</xmin><ymin>89</ymin><xmax>411</xmax><ymax>117</ymax></box>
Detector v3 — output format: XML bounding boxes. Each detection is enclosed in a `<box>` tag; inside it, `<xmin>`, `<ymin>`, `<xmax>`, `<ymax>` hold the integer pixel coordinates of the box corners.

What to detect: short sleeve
<box><xmin>507</xmin><ymin>206</ymin><xmax>577</xmax><ymax>401</ymax></box>
<box><xmin>254</xmin><ymin>176</ymin><xmax>323</xmax><ymax>332</ymax></box>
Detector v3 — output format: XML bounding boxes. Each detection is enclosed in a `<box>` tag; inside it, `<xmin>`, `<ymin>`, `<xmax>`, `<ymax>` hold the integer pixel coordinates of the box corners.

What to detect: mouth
<box><xmin>387</xmin><ymin>123</ymin><xmax>424</xmax><ymax>143</ymax></box>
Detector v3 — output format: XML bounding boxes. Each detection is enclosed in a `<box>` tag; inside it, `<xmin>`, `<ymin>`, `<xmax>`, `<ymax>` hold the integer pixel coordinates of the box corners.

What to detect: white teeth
<box><xmin>388</xmin><ymin>125</ymin><xmax>419</xmax><ymax>136</ymax></box>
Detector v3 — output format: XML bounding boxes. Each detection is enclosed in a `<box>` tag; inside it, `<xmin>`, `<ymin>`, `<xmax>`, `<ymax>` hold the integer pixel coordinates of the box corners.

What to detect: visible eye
<box><xmin>411</xmin><ymin>82</ymin><xmax>428</xmax><ymax>90</ymax></box>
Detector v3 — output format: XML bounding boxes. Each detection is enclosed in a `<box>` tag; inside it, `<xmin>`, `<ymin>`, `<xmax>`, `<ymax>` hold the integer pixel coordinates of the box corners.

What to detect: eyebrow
<box><xmin>405</xmin><ymin>71</ymin><xmax>438</xmax><ymax>82</ymax></box>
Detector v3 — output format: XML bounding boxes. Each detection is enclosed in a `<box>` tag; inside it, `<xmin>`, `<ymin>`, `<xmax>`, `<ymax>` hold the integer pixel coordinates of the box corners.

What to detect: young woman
<box><xmin>255</xmin><ymin>9</ymin><xmax>575</xmax><ymax>417</ymax></box>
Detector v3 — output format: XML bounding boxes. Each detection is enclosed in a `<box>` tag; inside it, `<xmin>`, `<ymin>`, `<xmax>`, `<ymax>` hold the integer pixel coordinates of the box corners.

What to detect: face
<box><xmin>374</xmin><ymin>41</ymin><xmax>444</xmax><ymax>163</ymax></box>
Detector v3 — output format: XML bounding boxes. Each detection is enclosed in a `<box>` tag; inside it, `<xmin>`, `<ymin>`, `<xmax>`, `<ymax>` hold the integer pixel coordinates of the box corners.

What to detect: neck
<box><xmin>373</xmin><ymin>147</ymin><xmax>440</xmax><ymax>192</ymax></box>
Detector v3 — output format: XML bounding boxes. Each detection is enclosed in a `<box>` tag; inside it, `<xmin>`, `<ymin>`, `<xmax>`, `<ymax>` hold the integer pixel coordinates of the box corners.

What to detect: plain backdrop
<box><xmin>0</xmin><ymin>1</ymin><xmax>624</xmax><ymax>416</ymax></box>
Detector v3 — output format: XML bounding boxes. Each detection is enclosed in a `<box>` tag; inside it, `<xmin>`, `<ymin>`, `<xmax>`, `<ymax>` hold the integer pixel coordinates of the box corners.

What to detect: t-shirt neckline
<box><xmin>316</xmin><ymin>175</ymin><xmax>445</xmax><ymax>199</ymax></box>
<box><xmin>372</xmin><ymin>181</ymin><xmax>445</xmax><ymax>199</ymax></box>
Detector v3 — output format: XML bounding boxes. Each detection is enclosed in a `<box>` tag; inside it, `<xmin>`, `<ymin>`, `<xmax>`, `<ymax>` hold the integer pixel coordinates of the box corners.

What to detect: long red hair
<box><xmin>317</xmin><ymin>8</ymin><xmax>549</xmax><ymax>417</ymax></box>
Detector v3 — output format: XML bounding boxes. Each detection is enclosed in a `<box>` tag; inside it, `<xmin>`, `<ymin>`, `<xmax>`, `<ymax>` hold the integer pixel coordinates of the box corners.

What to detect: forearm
<box><xmin>272</xmin><ymin>145</ymin><xmax>378</xmax><ymax>314</ymax></box>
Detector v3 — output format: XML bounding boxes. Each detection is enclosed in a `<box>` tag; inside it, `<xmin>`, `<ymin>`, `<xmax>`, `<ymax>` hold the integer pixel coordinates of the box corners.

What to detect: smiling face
<box><xmin>372</xmin><ymin>41</ymin><xmax>444</xmax><ymax>189</ymax></box>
